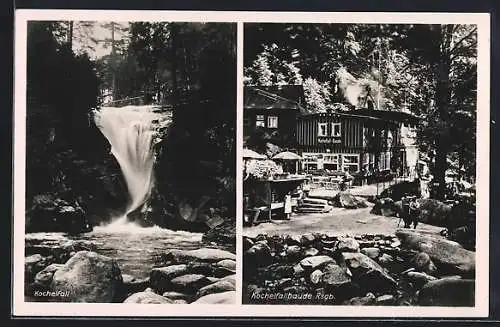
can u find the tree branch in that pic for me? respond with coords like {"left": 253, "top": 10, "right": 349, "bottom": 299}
{"left": 450, "top": 27, "right": 477, "bottom": 55}
{"left": 450, "top": 40, "right": 477, "bottom": 62}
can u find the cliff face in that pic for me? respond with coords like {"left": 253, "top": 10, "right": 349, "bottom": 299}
{"left": 146, "top": 100, "right": 236, "bottom": 235}
{"left": 26, "top": 113, "right": 130, "bottom": 233}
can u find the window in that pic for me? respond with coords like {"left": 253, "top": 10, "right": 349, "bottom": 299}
{"left": 342, "top": 154, "right": 360, "bottom": 173}
{"left": 324, "top": 154, "right": 339, "bottom": 163}
{"left": 324, "top": 163, "right": 339, "bottom": 171}
{"left": 343, "top": 155, "right": 359, "bottom": 164}
{"left": 256, "top": 115, "right": 265, "bottom": 127}
{"left": 303, "top": 154, "right": 318, "bottom": 162}
{"left": 267, "top": 116, "right": 278, "bottom": 128}
{"left": 318, "top": 123, "right": 328, "bottom": 136}
{"left": 332, "top": 123, "right": 341, "bottom": 137}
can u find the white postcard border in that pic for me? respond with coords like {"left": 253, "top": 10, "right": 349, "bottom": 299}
{"left": 13, "top": 9, "right": 490, "bottom": 317}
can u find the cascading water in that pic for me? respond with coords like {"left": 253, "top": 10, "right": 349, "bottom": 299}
{"left": 93, "top": 105, "right": 166, "bottom": 225}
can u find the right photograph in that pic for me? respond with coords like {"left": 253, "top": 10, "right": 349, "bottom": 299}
{"left": 242, "top": 23, "right": 477, "bottom": 306}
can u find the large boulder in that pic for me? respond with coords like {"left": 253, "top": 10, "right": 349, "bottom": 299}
{"left": 150, "top": 265, "right": 189, "bottom": 293}
{"left": 214, "top": 259, "right": 236, "bottom": 277}
{"left": 322, "top": 263, "right": 352, "bottom": 290}
{"left": 123, "top": 291, "right": 174, "bottom": 304}
{"left": 411, "top": 252, "right": 437, "bottom": 275}
{"left": 50, "top": 251, "right": 122, "bottom": 302}
{"left": 340, "top": 252, "right": 397, "bottom": 293}
{"left": 414, "top": 199, "right": 453, "bottom": 228}
{"left": 378, "top": 180, "right": 421, "bottom": 201}
{"left": 121, "top": 277, "right": 150, "bottom": 296}
{"left": 170, "top": 274, "right": 211, "bottom": 294}
{"left": 335, "top": 237, "right": 360, "bottom": 253}
{"left": 196, "top": 280, "right": 236, "bottom": 298}
{"left": 285, "top": 245, "right": 303, "bottom": 260}
{"left": 370, "top": 198, "right": 400, "bottom": 217}
{"left": 192, "top": 291, "right": 236, "bottom": 304}
{"left": 405, "top": 271, "right": 438, "bottom": 289}
{"left": 258, "top": 263, "right": 295, "bottom": 280}
{"left": 25, "top": 236, "right": 97, "bottom": 263}
{"left": 26, "top": 194, "right": 92, "bottom": 234}
{"left": 25, "top": 254, "right": 48, "bottom": 282}
{"left": 202, "top": 219, "right": 236, "bottom": 245}
{"left": 243, "top": 237, "right": 255, "bottom": 251}
{"left": 360, "top": 247, "right": 380, "bottom": 260}
{"left": 246, "top": 243, "right": 273, "bottom": 268}
{"left": 33, "top": 263, "right": 65, "bottom": 289}
{"left": 221, "top": 274, "right": 236, "bottom": 285}
{"left": 334, "top": 192, "right": 368, "bottom": 209}
{"left": 396, "top": 229, "right": 475, "bottom": 277}
{"left": 162, "top": 291, "right": 192, "bottom": 302}
{"left": 418, "top": 278, "right": 475, "bottom": 306}
{"left": 343, "top": 293, "right": 376, "bottom": 305}
{"left": 163, "top": 248, "right": 236, "bottom": 263}
{"left": 299, "top": 255, "right": 335, "bottom": 271}
{"left": 216, "top": 259, "right": 236, "bottom": 271}
{"left": 187, "top": 262, "right": 215, "bottom": 276}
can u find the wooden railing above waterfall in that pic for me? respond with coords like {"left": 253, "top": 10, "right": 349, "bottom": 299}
{"left": 102, "top": 96, "right": 149, "bottom": 107}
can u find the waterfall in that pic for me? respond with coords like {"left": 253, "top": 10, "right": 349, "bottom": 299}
{"left": 93, "top": 105, "right": 165, "bottom": 222}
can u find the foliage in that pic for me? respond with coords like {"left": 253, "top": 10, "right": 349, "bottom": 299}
{"left": 245, "top": 160, "right": 283, "bottom": 180}
{"left": 139, "top": 23, "right": 237, "bottom": 220}
{"left": 393, "top": 24, "right": 477, "bottom": 197}
{"left": 26, "top": 22, "right": 102, "bottom": 195}
{"left": 25, "top": 21, "right": 128, "bottom": 229}
{"left": 244, "top": 23, "right": 477, "bottom": 198}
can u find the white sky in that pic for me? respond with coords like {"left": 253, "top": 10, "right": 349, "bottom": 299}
{"left": 72, "top": 21, "right": 130, "bottom": 59}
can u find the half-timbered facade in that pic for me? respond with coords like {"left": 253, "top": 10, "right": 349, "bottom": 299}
{"left": 297, "top": 109, "right": 420, "bottom": 175}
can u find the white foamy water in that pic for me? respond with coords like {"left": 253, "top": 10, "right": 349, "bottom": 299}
{"left": 26, "top": 227, "right": 204, "bottom": 279}
{"left": 93, "top": 105, "right": 169, "bottom": 218}
{"left": 86, "top": 226, "right": 203, "bottom": 278}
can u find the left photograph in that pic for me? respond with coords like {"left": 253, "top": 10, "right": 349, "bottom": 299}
{"left": 22, "top": 21, "right": 236, "bottom": 304}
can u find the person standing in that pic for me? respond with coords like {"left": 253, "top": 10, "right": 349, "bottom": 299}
{"left": 302, "top": 180, "right": 310, "bottom": 198}
{"left": 408, "top": 196, "right": 421, "bottom": 229}
{"left": 284, "top": 192, "right": 292, "bottom": 220}
{"left": 400, "top": 193, "right": 411, "bottom": 228}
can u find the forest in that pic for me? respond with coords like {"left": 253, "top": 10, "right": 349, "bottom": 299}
{"left": 244, "top": 23, "right": 477, "bottom": 200}
{"left": 26, "top": 21, "right": 236, "bottom": 235}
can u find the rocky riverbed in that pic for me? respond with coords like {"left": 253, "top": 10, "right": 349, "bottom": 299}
{"left": 243, "top": 229, "right": 475, "bottom": 306}
{"left": 25, "top": 233, "right": 236, "bottom": 304}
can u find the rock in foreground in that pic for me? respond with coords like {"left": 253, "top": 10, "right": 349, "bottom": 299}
{"left": 50, "top": 251, "right": 122, "bottom": 302}
{"left": 418, "top": 278, "right": 475, "bottom": 306}
{"left": 192, "top": 291, "right": 236, "bottom": 304}
{"left": 124, "top": 291, "right": 174, "bottom": 304}
{"left": 396, "top": 229, "right": 475, "bottom": 277}
{"left": 163, "top": 248, "right": 236, "bottom": 263}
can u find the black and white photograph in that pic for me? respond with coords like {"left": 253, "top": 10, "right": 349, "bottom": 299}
{"left": 13, "top": 10, "right": 490, "bottom": 318}
{"left": 19, "top": 19, "right": 236, "bottom": 304}
{"left": 242, "top": 22, "right": 483, "bottom": 308}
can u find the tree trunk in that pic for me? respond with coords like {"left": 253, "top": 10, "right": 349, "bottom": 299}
{"left": 170, "top": 24, "right": 179, "bottom": 118}
{"left": 67, "top": 21, "right": 73, "bottom": 51}
{"left": 432, "top": 25, "right": 454, "bottom": 200}
{"left": 434, "top": 138, "right": 447, "bottom": 199}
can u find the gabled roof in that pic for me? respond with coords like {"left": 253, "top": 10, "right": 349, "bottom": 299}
{"left": 244, "top": 85, "right": 305, "bottom": 110}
